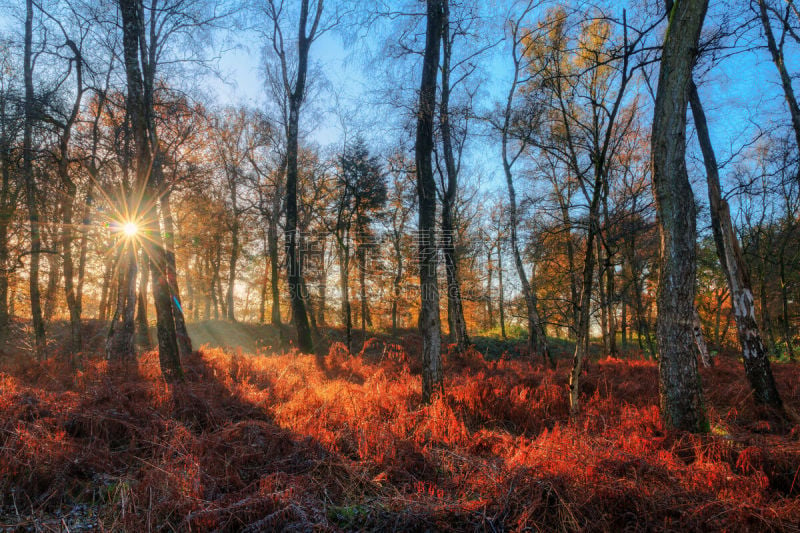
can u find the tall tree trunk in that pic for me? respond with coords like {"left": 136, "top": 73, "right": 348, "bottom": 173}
{"left": 0, "top": 87, "right": 15, "bottom": 336}
{"left": 76, "top": 186, "right": 93, "bottom": 316}
{"left": 780, "top": 255, "right": 794, "bottom": 358}
{"left": 553, "top": 181, "right": 579, "bottom": 337}
{"left": 501, "top": 61, "right": 550, "bottom": 364}
{"left": 597, "top": 235, "right": 609, "bottom": 352}
{"left": 57, "top": 38, "right": 84, "bottom": 354}
{"left": 226, "top": 216, "right": 239, "bottom": 321}
{"left": 358, "top": 243, "right": 370, "bottom": 332}
{"left": 439, "top": 0, "right": 469, "bottom": 351}
{"left": 391, "top": 234, "right": 403, "bottom": 335}
{"left": 713, "top": 289, "right": 726, "bottom": 349}
{"left": 651, "top": 0, "right": 709, "bottom": 432}
{"left": 317, "top": 237, "right": 327, "bottom": 327}
{"left": 603, "top": 194, "right": 617, "bottom": 355}
{"left": 23, "top": 0, "right": 46, "bottom": 358}
{"left": 416, "top": 0, "right": 444, "bottom": 403}
{"left": 689, "top": 81, "right": 782, "bottom": 407}
{"left": 621, "top": 298, "right": 627, "bottom": 346}
{"left": 282, "top": 0, "right": 315, "bottom": 354}
{"left": 43, "top": 241, "right": 61, "bottom": 323}
{"left": 106, "top": 245, "right": 137, "bottom": 361}
{"left": 568, "top": 174, "right": 603, "bottom": 414}
{"left": 268, "top": 211, "right": 281, "bottom": 325}
{"left": 0, "top": 209, "right": 9, "bottom": 334}
{"left": 338, "top": 241, "right": 352, "bottom": 352}
{"left": 98, "top": 250, "right": 115, "bottom": 323}
{"left": 497, "top": 242, "right": 506, "bottom": 339}
{"left": 486, "top": 248, "right": 494, "bottom": 329}
{"left": 116, "top": 0, "right": 182, "bottom": 381}
{"left": 135, "top": 253, "right": 152, "bottom": 348}
{"left": 161, "top": 188, "right": 192, "bottom": 358}
{"left": 693, "top": 306, "right": 711, "bottom": 367}
{"left": 259, "top": 232, "right": 268, "bottom": 324}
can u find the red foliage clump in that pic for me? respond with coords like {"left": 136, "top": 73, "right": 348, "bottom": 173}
{"left": 0, "top": 343, "right": 799, "bottom": 531}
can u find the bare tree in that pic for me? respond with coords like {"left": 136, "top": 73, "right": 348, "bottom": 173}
{"left": 23, "top": 0, "right": 46, "bottom": 359}
{"left": 495, "top": 0, "right": 550, "bottom": 364}
{"left": 263, "top": 0, "right": 327, "bottom": 353}
{"left": 417, "top": 0, "right": 444, "bottom": 403}
{"left": 689, "top": 81, "right": 784, "bottom": 408}
{"left": 652, "top": 0, "right": 709, "bottom": 432}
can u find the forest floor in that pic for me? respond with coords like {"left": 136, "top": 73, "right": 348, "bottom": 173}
{"left": 0, "top": 320, "right": 799, "bottom": 531}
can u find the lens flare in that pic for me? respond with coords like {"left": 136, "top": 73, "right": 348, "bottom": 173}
{"left": 123, "top": 222, "right": 139, "bottom": 237}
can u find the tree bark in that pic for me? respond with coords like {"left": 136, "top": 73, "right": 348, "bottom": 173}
{"left": 568, "top": 174, "right": 603, "bottom": 414}
{"left": 500, "top": 36, "right": 550, "bottom": 364}
{"left": 268, "top": 207, "right": 281, "bottom": 325}
{"left": 115, "top": 0, "right": 182, "bottom": 381}
{"left": 280, "top": 0, "right": 317, "bottom": 354}
{"left": 161, "top": 187, "right": 192, "bottom": 358}
{"left": 226, "top": 197, "right": 239, "bottom": 321}
{"left": 651, "top": 0, "right": 709, "bottom": 432}
{"left": 135, "top": 253, "right": 152, "bottom": 348}
{"left": 416, "top": 0, "right": 445, "bottom": 403}
{"left": 497, "top": 242, "right": 506, "bottom": 339}
{"left": 689, "top": 80, "right": 782, "bottom": 407}
{"left": 106, "top": 245, "right": 137, "bottom": 361}
{"left": 23, "top": 0, "right": 46, "bottom": 359}
{"left": 338, "top": 240, "right": 352, "bottom": 352}
{"left": 439, "top": 0, "right": 469, "bottom": 351}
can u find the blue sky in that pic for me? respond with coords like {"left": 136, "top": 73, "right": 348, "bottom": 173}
{"left": 202, "top": 2, "right": 800, "bottom": 206}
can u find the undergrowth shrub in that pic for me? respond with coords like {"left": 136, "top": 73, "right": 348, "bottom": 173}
{"left": 0, "top": 341, "right": 798, "bottom": 531}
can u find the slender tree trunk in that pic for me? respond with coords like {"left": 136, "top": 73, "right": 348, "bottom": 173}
{"left": 0, "top": 91, "right": 14, "bottom": 335}
{"left": 757, "top": 0, "right": 800, "bottom": 155}
{"left": 187, "top": 256, "right": 196, "bottom": 321}
{"left": 76, "top": 185, "right": 93, "bottom": 314}
{"left": 61, "top": 169, "right": 81, "bottom": 353}
{"left": 392, "top": 236, "right": 403, "bottom": 335}
{"left": 338, "top": 241, "right": 352, "bottom": 352}
{"left": 439, "top": 1, "right": 469, "bottom": 351}
{"left": 778, "top": 239, "right": 795, "bottom": 358}
{"left": 317, "top": 237, "right": 327, "bottom": 327}
{"left": 502, "top": 93, "right": 549, "bottom": 363}
{"left": 135, "top": 253, "right": 152, "bottom": 348}
{"left": 161, "top": 188, "right": 192, "bottom": 358}
{"left": 43, "top": 238, "right": 60, "bottom": 323}
{"left": 689, "top": 80, "right": 782, "bottom": 406}
{"left": 714, "top": 290, "right": 726, "bottom": 350}
{"left": 486, "top": 248, "right": 494, "bottom": 329}
{"left": 597, "top": 236, "right": 609, "bottom": 352}
{"left": 282, "top": 1, "right": 315, "bottom": 354}
{"left": 568, "top": 174, "right": 603, "bottom": 414}
{"left": 106, "top": 245, "right": 137, "bottom": 360}
{"left": 98, "top": 250, "right": 115, "bottom": 323}
{"left": 416, "top": 0, "right": 444, "bottom": 402}
{"left": 259, "top": 232, "right": 268, "bottom": 324}
{"left": 226, "top": 217, "right": 239, "bottom": 321}
{"left": 498, "top": 242, "right": 506, "bottom": 339}
{"left": 621, "top": 298, "right": 627, "bottom": 346}
{"left": 116, "top": 0, "right": 182, "bottom": 381}
{"left": 603, "top": 194, "right": 617, "bottom": 355}
{"left": 358, "top": 243, "right": 368, "bottom": 332}
{"left": 693, "top": 307, "right": 711, "bottom": 367}
{"left": 268, "top": 209, "right": 281, "bottom": 325}
{"left": 0, "top": 212, "right": 8, "bottom": 333}
{"left": 651, "top": 0, "right": 709, "bottom": 432}
{"left": 23, "top": 0, "right": 45, "bottom": 358}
